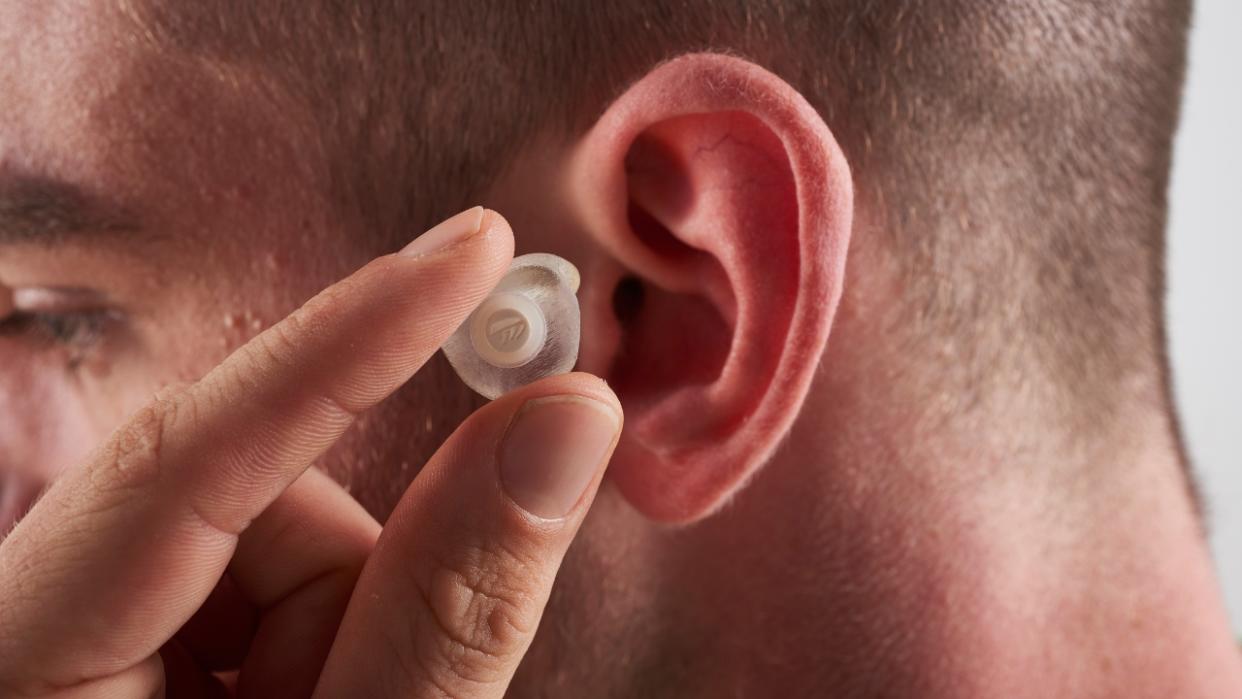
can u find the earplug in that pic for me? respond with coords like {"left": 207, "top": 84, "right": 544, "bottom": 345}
{"left": 442, "top": 253, "right": 581, "bottom": 399}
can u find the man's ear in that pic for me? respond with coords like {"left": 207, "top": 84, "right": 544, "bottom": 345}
{"left": 567, "top": 53, "right": 853, "bottom": 523}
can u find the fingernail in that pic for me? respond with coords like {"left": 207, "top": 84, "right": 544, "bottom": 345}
{"left": 500, "top": 395, "right": 621, "bottom": 519}
{"left": 398, "top": 206, "right": 485, "bottom": 257}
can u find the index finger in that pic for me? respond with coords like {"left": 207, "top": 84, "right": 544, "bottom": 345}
{"left": 0, "top": 207, "right": 513, "bottom": 692}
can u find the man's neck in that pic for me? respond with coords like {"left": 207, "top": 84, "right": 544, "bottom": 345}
{"left": 661, "top": 395, "right": 1242, "bottom": 697}
{"left": 521, "top": 344, "right": 1241, "bottom": 698}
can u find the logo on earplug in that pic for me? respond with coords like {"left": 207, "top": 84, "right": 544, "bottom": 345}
{"left": 486, "top": 309, "right": 529, "bottom": 353}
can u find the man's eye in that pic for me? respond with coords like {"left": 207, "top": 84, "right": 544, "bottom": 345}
{"left": 0, "top": 309, "right": 116, "bottom": 355}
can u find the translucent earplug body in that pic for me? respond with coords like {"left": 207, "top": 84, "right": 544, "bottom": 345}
{"left": 442, "top": 253, "right": 581, "bottom": 399}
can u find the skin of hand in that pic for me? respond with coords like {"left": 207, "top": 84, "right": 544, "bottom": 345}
{"left": 0, "top": 207, "right": 623, "bottom": 698}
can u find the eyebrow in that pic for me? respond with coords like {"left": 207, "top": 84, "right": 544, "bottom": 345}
{"left": 0, "top": 173, "right": 143, "bottom": 246}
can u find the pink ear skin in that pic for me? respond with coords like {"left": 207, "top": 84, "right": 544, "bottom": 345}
{"left": 567, "top": 54, "right": 854, "bottom": 522}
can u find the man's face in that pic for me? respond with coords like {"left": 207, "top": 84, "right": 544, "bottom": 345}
{"left": 0, "top": 3, "right": 477, "bottom": 525}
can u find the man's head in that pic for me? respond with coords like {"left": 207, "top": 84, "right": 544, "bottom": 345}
{"left": 1, "top": 0, "right": 1191, "bottom": 507}
{"left": 0, "top": 1, "right": 1199, "bottom": 694}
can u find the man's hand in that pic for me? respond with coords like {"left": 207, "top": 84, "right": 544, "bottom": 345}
{"left": 0, "top": 208, "right": 623, "bottom": 698}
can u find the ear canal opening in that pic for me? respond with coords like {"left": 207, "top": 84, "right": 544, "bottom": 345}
{"left": 612, "top": 275, "right": 645, "bottom": 324}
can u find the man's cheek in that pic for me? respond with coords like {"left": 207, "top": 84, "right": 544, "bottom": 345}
{"left": 69, "top": 302, "right": 254, "bottom": 442}
{"left": 0, "top": 352, "right": 98, "bottom": 480}
{"left": 0, "top": 343, "right": 182, "bottom": 482}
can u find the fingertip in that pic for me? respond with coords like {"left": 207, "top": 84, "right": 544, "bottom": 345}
{"left": 478, "top": 207, "right": 507, "bottom": 234}
{"left": 448, "top": 207, "right": 515, "bottom": 296}
{"left": 498, "top": 372, "right": 623, "bottom": 422}
{"left": 477, "top": 207, "right": 516, "bottom": 260}
{"left": 498, "top": 391, "right": 621, "bottom": 520}
{"left": 398, "top": 207, "right": 513, "bottom": 278}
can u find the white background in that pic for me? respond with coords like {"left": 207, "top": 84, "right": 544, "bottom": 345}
{"left": 1168, "top": 0, "right": 1241, "bottom": 633}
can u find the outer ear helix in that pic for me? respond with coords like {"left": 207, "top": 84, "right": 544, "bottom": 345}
{"left": 562, "top": 53, "right": 854, "bottom": 522}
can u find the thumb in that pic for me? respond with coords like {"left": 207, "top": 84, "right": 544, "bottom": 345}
{"left": 313, "top": 373, "right": 622, "bottom": 698}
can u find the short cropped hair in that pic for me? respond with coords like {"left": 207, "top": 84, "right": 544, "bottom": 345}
{"left": 121, "top": 1, "right": 1192, "bottom": 426}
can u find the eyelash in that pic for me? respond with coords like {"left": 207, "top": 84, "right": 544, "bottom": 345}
{"left": 0, "top": 309, "right": 115, "bottom": 364}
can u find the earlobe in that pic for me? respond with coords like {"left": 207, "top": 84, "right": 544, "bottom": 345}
{"left": 567, "top": 53, "right": 853, "bottom": 522}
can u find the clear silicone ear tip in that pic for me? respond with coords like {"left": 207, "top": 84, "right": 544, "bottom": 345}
{"left": 511, "top": 252, "right": 580, "bottom": 293}
{"left": 442, "top": 253, "right": 581, "bottom": 399}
